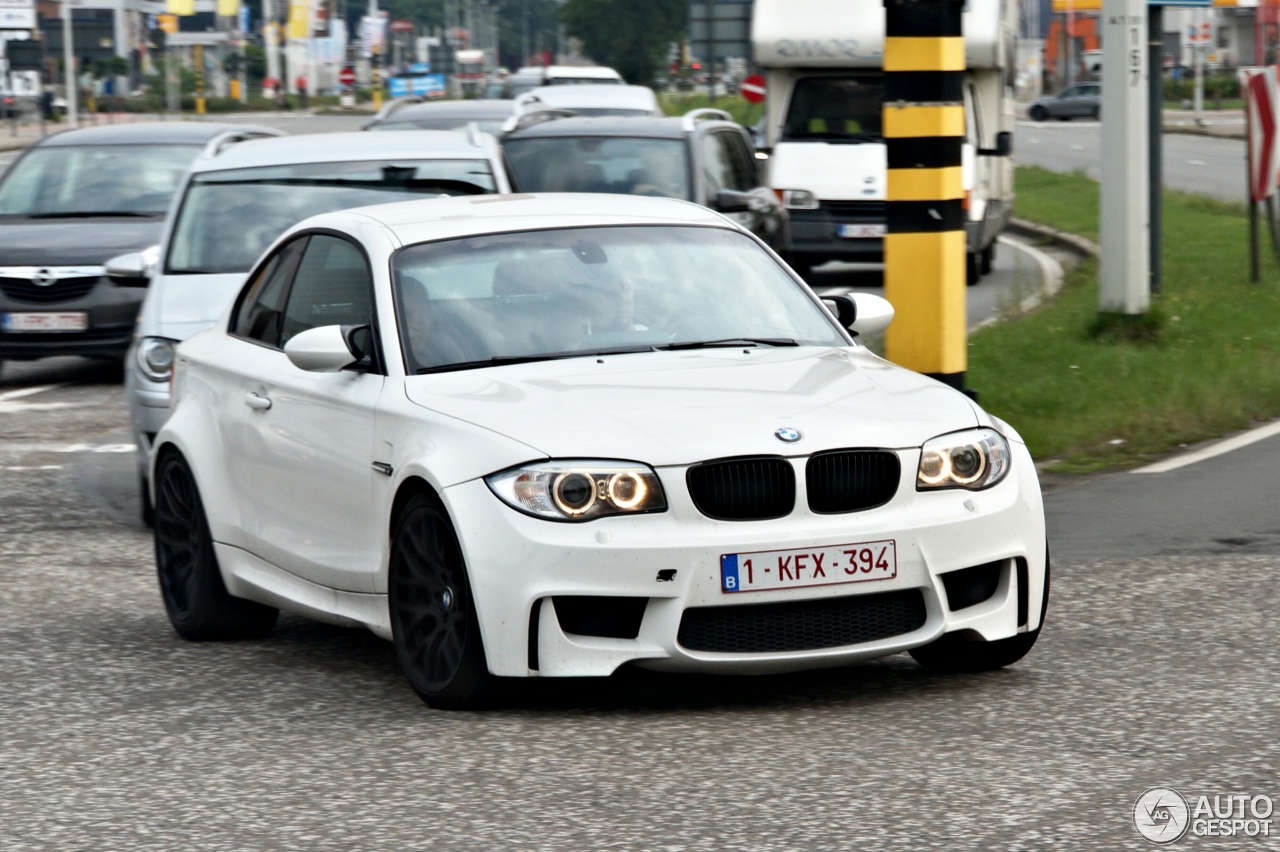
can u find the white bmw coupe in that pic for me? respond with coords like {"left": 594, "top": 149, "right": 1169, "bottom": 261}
{"left": 151, "top": 193, "right": 1049, "bottom": 708}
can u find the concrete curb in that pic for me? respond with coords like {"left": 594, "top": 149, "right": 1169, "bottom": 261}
{"left": 0, "top": 138, "right": 33, "bottom": 153}
{"left": 970, "top": 234, "right": 1066, "bottom": 333}
{"left": 1006, "top": 216, "right": 1100, "bottom": 259}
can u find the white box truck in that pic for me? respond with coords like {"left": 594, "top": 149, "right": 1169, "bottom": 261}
{"left": 752, "top": 0, "right": 1015, "bottom": 283}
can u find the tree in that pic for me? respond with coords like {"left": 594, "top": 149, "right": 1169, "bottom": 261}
{"left": 559, "top": 0, "right": 685, "bottom": 85}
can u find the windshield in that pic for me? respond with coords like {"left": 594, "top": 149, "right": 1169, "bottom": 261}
{"left": 505, "top": 137, "right": 690, "bottom": 199}
{"left": 783, "top": 76, "right": 883, "bottom": 142}
{"left": 370, "top": 118, "right": 507, "bottom": 134}
{"left": 394, "top": 225, "right": 846, "bottom": 373}
{"left": 0, "top": 144, "right": 199, "bottom": 217}
{"left": 166, "top": 159, "right": 497, "bottom": 274}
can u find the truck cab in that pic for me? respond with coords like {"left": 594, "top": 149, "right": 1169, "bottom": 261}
{"left": 752, "top": 0, "right": 1016, "bottom": 284}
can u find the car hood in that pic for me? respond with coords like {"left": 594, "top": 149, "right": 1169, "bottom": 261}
{"left": 155, "top": 272, "right": 249, "bottom": 340}
{"left": 403, "top": 347, "right": 978, "bottom": 467}
{"left": 767, "top": 141, "right": 885, "bottom": 201}
{"left": 0, "top": 219, "right": 164, "bottom": 266}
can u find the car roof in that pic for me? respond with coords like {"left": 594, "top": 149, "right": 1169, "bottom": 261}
{"left": 306, "top": 192, "right": 731, "bottom": 246}
{"left": 187, "top": 130, "right": 499, "bottom": 173}
{"left": 35, "top": 121, "right": 276, "bottom": 147}
{"left": 504, "top": 115, "right": 694, "bottom": 140}
{"left": 377, "top": 99, "right": 515, "bottom": 122}
{"left": 516, "top": 85, "right": 658, "bottom": 113}
{"left": 545, "top": 65, "right": 622, "bottom": 79}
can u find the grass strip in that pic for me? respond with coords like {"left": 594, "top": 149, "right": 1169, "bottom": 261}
{"left": 659, "top": 93, "right": 763, "bottom": 126}
{"left": 970, "top": 166, "right": 1280, "bottom": 472}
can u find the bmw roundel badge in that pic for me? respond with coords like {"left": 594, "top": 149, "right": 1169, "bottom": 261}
{"left": 775, "top": 427, "right": 801, "bottom": 443}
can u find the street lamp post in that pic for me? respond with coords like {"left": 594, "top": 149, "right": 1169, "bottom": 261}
{"left": 62, "top": 0, "right": 77, "bottom": 127}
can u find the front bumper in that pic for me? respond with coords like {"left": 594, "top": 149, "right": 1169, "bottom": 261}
{"left": 0, "top": 275, "right": 142, "bottom": 360}
{"left": 440, "top": 443, "right": 1047, "bottom": 678}
{"left": 124, "top": 353, "right": 172, "bottom": 477}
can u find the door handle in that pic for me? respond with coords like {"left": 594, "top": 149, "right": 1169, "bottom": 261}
{"left": 244, "top": 391, "right": 272, "bottom": 411}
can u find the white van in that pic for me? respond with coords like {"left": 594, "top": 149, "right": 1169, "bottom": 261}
{"left": 752, "top": 0, "right": 1015, "bottom": 283}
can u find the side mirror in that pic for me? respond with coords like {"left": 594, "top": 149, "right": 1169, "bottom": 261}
{"left": 105, "top": 251, "right": 151, "bottom": 287}
{"left": 850, "top": 293, "right": 894, "bottom": 336}
{"left": 821, "top": 294, "right": 857, "bottom": 328}
{"left": 712, "top": 188, "right": 753, "bottom": 213}
{"left": 284, "top": 324, "right": 362, "bottom": 372}
{"left": 979, "top": 131, "right": 1012, "bottom": 157}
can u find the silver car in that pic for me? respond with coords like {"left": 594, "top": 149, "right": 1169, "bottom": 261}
{"left": 1028, "top": 83, "right": 1100, "bottom": 122}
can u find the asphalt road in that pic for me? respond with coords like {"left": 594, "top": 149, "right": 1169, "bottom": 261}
{"left": 2, "top": 359, "right": 1279, "bottom": 850}
{"left": 1015, "top": 120, "right": 1247, "bottom": 203}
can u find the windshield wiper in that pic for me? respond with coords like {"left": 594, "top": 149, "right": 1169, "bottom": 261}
{"left": 27, "top": 211, "right": 154, "bottom": 219}
{"left": 416, "top": 346, "right": 656, "bottom": 374}
{"left": 657, "top": 337, "right": 799, "bottom": 350}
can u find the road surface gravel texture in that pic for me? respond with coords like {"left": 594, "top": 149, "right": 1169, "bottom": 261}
{"left": 2, "top": 361, "right": 1278, "bottom": 850}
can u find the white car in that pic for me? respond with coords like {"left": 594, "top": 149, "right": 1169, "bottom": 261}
{"left": 151, "top": 193, "right": 1049, "bottom": 709}
{"left": 121, "top": 129, "right": 512, "bottom": 524}
{"left": 509, "top": 84, "right": 662, "bottom": 123}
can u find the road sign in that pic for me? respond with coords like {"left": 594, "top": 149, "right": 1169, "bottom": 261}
{"left": 741, "top": 73, "right": 766, "bottom": 103}
{"left": 1241, "top": 68, "right": 1278, "bottom": 203}
{"left": 158, "top": 14, "right": 178, "bottom": 34}
{"left": 338, "top": 65, "right": 355, "bottom": 87}
{"left": 0, "top": 0, "right": 35, "bottom": 29}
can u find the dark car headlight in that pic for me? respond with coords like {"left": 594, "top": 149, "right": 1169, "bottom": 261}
{"left": 486, "top": 460, "right": 667, "bottom": 521}
{"left": 916, "top": 428, "right": 1011, "bottom": 491}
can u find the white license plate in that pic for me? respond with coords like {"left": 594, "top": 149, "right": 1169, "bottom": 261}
{"left": 1, "top": 312, "right": 88, "bottom": 332}
{"left": 837, "top": 223, "right": 886, "bottom": 239}
{"left": 720, "top": 539, "right": 897, "bottom": 593}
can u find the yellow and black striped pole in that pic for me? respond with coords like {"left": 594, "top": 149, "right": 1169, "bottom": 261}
{"left": 882, "top": 0, "right": 966, "bottom": 390}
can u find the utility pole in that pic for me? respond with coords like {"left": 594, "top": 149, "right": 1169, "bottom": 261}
{"left": 1098, "top": 0, "right": 1149, "bottom": 315}
{"left": 370, "top": 0, "right": 381, "bottom": 110}
{"left": 62, "top": 0, "right": 77, "bottom": 127}
{"left": 881, "top": 0, "right": 968, "bottom": 390}
{"left": 1193, "top": 8, "right": 1204, "bottom": 122}
{"left": 1148, "top": 4, "right": 1162, "bottom": 296}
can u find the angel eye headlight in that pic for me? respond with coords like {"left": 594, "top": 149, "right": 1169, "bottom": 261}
{"left": 487, "top": 461, "right": 666, "bottom": 521}
{"left": 916, "top": 428, "right": 1010, "bottom": 491}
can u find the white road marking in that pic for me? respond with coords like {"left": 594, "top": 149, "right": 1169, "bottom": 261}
{"left": 1188, "top": 159, "right": 1207, "bottom": 166}
{"left": 1070, "top": 144, "right": 1085, "bottom": 150}
{"left": 1133, "top": 419, "right": 1280, "bottom": 474}
{"left": 3, "top": 465, "right": 63, "bottom": 471}
{"left": 0, "top": 384, "right": 61, "bottom": 402}
{"left": 0, "top": 442, "right": 136, "bottom": 454}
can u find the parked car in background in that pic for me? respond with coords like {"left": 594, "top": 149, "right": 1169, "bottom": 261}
{"left": 364, "top": 98, "right": 515, "bottom": 134}
{"left": 149, "top": 192, "right": 1049, "bottom": 709}
{"left": 1028, "top": 84, "right": 1101, "bottom": 121}
{"left": 493, "top": 65, "right": 625, "bottom": 98}
{"left": 503, "top": 109, "right": 790, "bottom": 255}
{"left": 511, "top": 85, "right": 662, "bottom": 119}
{"left": 124, "top": 130, "right": 512, "bottom": 524}
{"left": 0, "top": 122, "right": 280, "bottom": 378}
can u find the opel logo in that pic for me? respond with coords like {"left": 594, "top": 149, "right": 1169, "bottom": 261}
{"left": 775, "top": 427, "right": 801, "bottom": 443}
{"left": 32, "top": 269, "right": 57, "bottom": 287}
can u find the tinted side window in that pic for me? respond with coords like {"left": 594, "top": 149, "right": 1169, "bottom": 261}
{"left": 700, "top": 132, "right": 735, "bottom": 195}
{"left": 720, "top": 132, "right": 756, "bottom": 191}
{"left": 280, "top": 235, "right": 373, "bottom": 348}
{"left": 232, "top": 237, "right": 308, "bottom": 348}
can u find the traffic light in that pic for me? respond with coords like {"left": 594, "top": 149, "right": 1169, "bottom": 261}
{"left": 148, "top": 28, "right": 166, "bottom": 51}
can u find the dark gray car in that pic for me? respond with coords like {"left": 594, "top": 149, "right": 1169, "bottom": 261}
{"left": 0, "top": 122, "right": 278, "bottom": 376}
{"left": 502, "top": 110, "right": 790, "bottom": 256}
{"left": 1028, "top": 84, "right": 1101, "bottom": 122}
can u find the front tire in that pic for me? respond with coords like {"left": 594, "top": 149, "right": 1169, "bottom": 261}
{"left": 389, "top": 493, "right": 496, "bottom": 710}
{"left": 910, "top": 556, "right": 1050, "bottom": 673}
{"left": 1029, "top": 105, "right": 1048, "bottom": 122}
{"left": 153, "top": 451, "right": 278, "bottom": 640}
{"left": 966, "top": 251, "right": 981, "bottom": 286}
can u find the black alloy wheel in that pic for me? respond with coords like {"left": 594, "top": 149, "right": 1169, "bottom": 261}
{"left": 389, "top": 493, "right": 496, "bottom": 709}
{"left": 909, "top": 550, "right": 1051, "bottom": 673}
{"left": 153, "top": 451, "right": 278, "bottom": 640}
